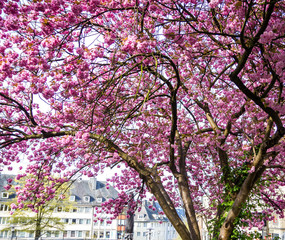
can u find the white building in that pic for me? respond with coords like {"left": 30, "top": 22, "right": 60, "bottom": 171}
{"left": 0, "top": 175, "right": 119, "bottom": 240}
{"left": 0, "top": 174, "right": 179, "bottom": 240}
{"left": 133, "top": 201, "right": 178, "bottom": 240}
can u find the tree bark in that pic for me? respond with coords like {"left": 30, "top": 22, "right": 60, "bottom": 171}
{"left": 144, "top": 174, "right": 193, "bottom": 240}
{"left": 34, "top": 213, "right": 41, "bottom": 240}
{"left": 218, "top": 163, "right": 267, "bottom": 239}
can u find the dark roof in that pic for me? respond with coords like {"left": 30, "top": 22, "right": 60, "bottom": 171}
{"left": 0, "top": 174, "right": 118, "bottom": 205}
{"left": 153, "top": 201, "right": 185, "bottom": 220}
{"left": 0, "top": 174, "right": 16, "bottom": 186}
{"left": 0, "top": 174, "right": 17, "bottom": 200}
{"left": 134, "top": 201, "right": 168, "bottom": 222}
{"left": 69, "top": 178, "right": 118, "bottom": 205}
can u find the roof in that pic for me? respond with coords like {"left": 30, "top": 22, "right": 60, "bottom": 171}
{"left": 0, "top": 174, "right": 118, "bottom": 205}
{"left": 0, "top": 174, "right": 16, "bottom": 201}
{"left": 69, "top": 178, "right": 118, "bottom": 205}
{"left": 134, "top": 201, "right": 168, "bottom": 222}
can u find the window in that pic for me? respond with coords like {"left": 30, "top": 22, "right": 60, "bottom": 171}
{"left": 54, "top": 231, "right": 59, "bottom": 237}
{"left": 69, "top": 195, "right": 75, "bottom": 201}
{"left": 99, "top": 231, "right": 104, "bottom": 238}
{"left": 46, "top": 231, "right": 51, "bottom": 237}
{"left": 0, "top": 204, "right": 8, "bottom": 211}
{"left": 137, "top": 222, "right": 141, "bottom": 227}
{"left": 72, "top": 207, "right": 77, "bottom": 212}
{"left": 272, "top": 233, "right": 279, "bottom": 239}
{"left": 143, "top": 232, "right": 146, "bottom": 236}
{"left": 137, "top": 232, "right": 141, "bottom": 236}
{"left": 18, "top": 231, "right": 25, "bottom": 238}
{"left": 86, "top": 219, "right": 91, "bottom": 224}
{"left": 72, "top": 219, "right": 76, "bottom": 224}
{"left": 83, "top": 196, "right": 90, "bottom": 202}
{"left": 1, "top": 192, "right": 8, "bottom": 198}
{"left": 78, "top": 207, "right": 84, "bottom": 212}
{"left": 78, "top": 231, "right": 82, "bottom": 237}
{"left": 85, "top": 231, "right": 90, "bottom": 238}
{"left": 138, "top": 214, "right": 146, "bottom": 219}
{"left": 0, "top": 230, "right": 8, "bottom": 238}
{"left": 106, "top": 231, "right": 110, "bottom": 238}
{"left": 1, "top": 217, "right": 7, "bottom": 224}
{"left": 63, "top": 231, "right": 67, "bottom": 238}
{"left": 71, "top": 231, "right": 75, "bottom": 237}
{"left": 64, "top": 218, "right": 69, "bottom": 224}
{"left": 118, "top": 219, "right": 125, "bottom": 226}
{"left": 85, "top": 207, "right": 91, "bottom": 213}
{"left": 57, "top": 207, "right": 62, "bottom": 212}
{"left": 29, "top": 231, "right": 34, "bottom": 237}
{"left": 117, "top": 232, "right": 123, "bottom": 239}
{"left": 93, "top": 231, "right": 98, "bottom": 238}
{"left": 79, "top": 219, "right": 83, "bottom": 224}
{"left": 96, "top": 197, "right": 102, "bottom": 203}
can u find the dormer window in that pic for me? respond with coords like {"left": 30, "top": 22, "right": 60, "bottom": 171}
{"left": 96, "top": 197, "right": 102, "bottom": 203}
{"left": 1, "top": 192, "right": 9, "bottom": 199}
{"left": 69, "top": 195, "right": 75, "bottom": 201}
{"left": 83, "top": 196, "right": 90, "bottom": 202}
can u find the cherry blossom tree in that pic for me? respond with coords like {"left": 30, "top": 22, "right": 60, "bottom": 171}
{"left": 0, "top": 0, "right": 284, "bottom": 239}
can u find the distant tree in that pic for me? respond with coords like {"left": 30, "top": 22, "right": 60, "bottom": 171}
{"left": 3, "top": 175, "right": 72, "bottom": 240}
{"left": 0, "top": 0, "right": 284, "bottom": 239}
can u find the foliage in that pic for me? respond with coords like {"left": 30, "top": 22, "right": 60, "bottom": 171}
{"left": 0, "top": 0, "right": 284, "bottom": 239}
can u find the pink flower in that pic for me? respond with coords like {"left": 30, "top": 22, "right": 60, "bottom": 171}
{"left": 10, "top": 203, "right": 17, "bottom": 209}
{"left": 7, "top": 178, "right": 13, "bottom": 184}
{"left": 121, "top": 35, "right": 137, "bottom": 53}
{"left": 4, "top": 15, "right": 19, "bottom": 30}
{"left": 76, "top": 47, "right": 84, "bottom": 55}
{"left": 82, "top": 133, "right": 90, "bottom": 140}
{"left": 248, "top": 166, "right": 255, "bottom": 173}
{"left": 4, "top": 185, "right": 11, "bottom": 190}
{"left": 71, "top": 4, "right": 82, "bottom": 15}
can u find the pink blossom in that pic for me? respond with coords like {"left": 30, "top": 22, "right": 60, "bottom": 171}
{"left": 4, "top": 185, "right": 11, "bottom": 190}
{"left": 82, "top": 133, "right": 89, "bottom": 140}
{"left": 248, "top": 166, "right": 255, "bottom": 173}
{"left": 10, "top": 203, "right": 17, "bottom": 209}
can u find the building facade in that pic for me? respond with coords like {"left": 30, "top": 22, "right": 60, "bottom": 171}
{"left": 0, "top": 174, "right": 119, "bottom": 240}
{"left": 133, "top": 201, "right": 177, "bottom": 240}
{"left": 0, "top": 174, "right": 179, "bottom": 240}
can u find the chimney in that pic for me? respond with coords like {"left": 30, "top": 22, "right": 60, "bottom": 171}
{"left": 90, "top": 177, "right": 97, "bottom": 190}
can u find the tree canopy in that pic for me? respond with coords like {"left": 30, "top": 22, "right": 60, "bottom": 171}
{"left": 0, "top": 0, "right": 284, "bottom": 239}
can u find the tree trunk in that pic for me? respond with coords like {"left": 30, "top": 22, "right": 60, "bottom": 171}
{"left": 218, "top": 166, "right": 266, "bottom": 240}
{"left": 144, "top": 174, "right": 193, "bottom": 240}
{"left": 35, "top": 229, "right": 41, "bottom": 240}
{"left": 34, "top": 216, "right": 41, "bottom": 240}
{"left": 125, "top": 193, "right": 134, "bottom": 240}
